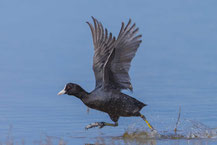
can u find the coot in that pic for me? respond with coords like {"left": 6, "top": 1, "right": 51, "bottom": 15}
{"left": 58, "top": 17, "right": 155, "bottom": 131}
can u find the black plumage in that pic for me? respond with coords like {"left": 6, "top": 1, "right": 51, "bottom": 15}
{"left": 58, "top": 17, "right": 155, "bottom": 130}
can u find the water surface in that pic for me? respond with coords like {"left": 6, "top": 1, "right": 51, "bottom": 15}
{"left": 0, "top": 0, "right": 217, "bottom": 144}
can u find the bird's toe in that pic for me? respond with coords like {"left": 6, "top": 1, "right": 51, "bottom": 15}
{"left": 85, "top": 122, "right": 105, "bottom": 130}
{"left": 85, "top": 122, "right": 97, "bottom": 130}
{"left": 98, "top": 122, "right": 105, "bottom": 128}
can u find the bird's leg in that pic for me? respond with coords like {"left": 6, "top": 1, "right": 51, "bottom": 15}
{"left": 140, "top": 114, "right": 156, "bottom": 132}
{"left": 85, "top": 122, "right": 118, "bottom": 130}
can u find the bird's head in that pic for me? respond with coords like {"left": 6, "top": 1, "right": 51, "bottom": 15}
{"left": 57, "top": 83, "right": 83, "bottom": 96}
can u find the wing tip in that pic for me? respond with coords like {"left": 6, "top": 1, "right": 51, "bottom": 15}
{"left": 129, "top": 18, "right": 132, "bottom": 23}
{"left": 91, "top": 16, "right": 95, "bottom": 20}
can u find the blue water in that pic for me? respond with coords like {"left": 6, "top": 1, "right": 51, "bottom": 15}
{"left": 0, "top": 0, "right": 217, "bottom": 144}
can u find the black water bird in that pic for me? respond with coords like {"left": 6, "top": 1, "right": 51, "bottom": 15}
{"left": 58, "top": 17, "right": 155, "bottom": 131}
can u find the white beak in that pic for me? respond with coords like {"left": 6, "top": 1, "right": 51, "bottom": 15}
{"left": 58, "top": 85, "right": 67, "bottom": 95}
{"left": 57, "top": 88, "right": 66, "bottom": 95}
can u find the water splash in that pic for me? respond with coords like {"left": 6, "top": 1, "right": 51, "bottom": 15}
{"left": 122, "top": 119, "right": 217, "bottom": 140}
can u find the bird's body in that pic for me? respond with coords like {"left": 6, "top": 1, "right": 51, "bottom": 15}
{"left": 58, "top": 17, "right": 155, "bottom": 131}
{"left": 82, "top": 87, "right": 146, "bottom": 119}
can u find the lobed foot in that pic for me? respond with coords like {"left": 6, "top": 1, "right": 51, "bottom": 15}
{"left": 85, "top": 122, "right": 105, "bottom": 130}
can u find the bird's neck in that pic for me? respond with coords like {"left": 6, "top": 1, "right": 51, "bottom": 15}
{"left": 74, "top": 88, "right": 89, "bottom": 100}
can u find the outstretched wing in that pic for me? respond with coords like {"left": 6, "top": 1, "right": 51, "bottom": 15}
{"left": 87, "top": 17, "right": 142, "bottom": 91}
{"left": 104, "top": 19, "right": 142, "bottom": 91}
{"left": 87, "top": 17, "right": 116, "bottom": 88}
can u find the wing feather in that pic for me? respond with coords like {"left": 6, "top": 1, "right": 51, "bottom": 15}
{"left": 87, "top": 17, "right": 116, "bottom": 88}
{"left": 87, "top": 17, "right": 142, "bottom": 91}
{"left": 110, "top": 19, "right": 142, "bottom": 91}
